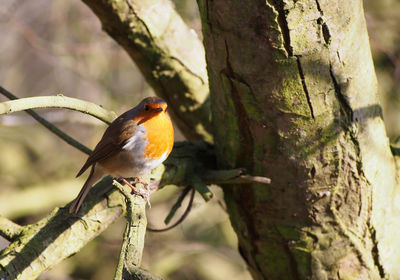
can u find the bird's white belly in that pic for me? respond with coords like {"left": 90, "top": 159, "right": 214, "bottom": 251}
{"left": 98, "top": 126, "right": 168, "bottom": 178}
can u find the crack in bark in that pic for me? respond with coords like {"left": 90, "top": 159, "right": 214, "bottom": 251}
{"left": 368, "top": 220, "right": 385, "bottom": 277}
{"left": 329, "top": 64, "right": 353, "bottom": 123}
{"left": 321, "top": 22, "right": 331, "bottom": 45}
{"left": 315, "top": 0, "right": 323, "bottom": 13}
{"left": 296, "top": 56, "right": 315, "bottom": 119}
{"left": 222, "top": 39, "right": 267, "bottom": 277}
{"left": 315, "top": 0, "right": 331, "bottom": 45}
{"left": 366, "top": 164, "right": 385, "bottom": 278}
{"left": 268, "top": 0, "right": 293, "bottom": 56}
{"left": 223, "top": 39, "right": 254, "bottom": 167}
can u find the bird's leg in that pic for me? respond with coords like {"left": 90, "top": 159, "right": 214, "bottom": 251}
{"left": 121, "top": 177, "right": 140, "bottom": 193}
{"left": 121, "top": 177, "right": 151, "bottom": 207}
{"left": 135, "top": 177, "right": 151, "bottom": 208}
{"left": 134, "top": 177, "right": 148, "bottom": 186}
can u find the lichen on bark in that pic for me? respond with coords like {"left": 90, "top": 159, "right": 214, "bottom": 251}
{"left": 197, "top": 0, "right": 399, "bottom": 278}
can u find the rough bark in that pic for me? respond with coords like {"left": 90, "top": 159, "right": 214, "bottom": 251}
{"left": 197, "top": 0, "right": 400, "bottom": 278}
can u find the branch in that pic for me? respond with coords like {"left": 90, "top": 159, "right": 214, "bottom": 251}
{"left": 0, "top": 93, "right": 116, "bottom": 123}
{"left": 113, "top": 181, "right": 163, "bottom": 280}
{"left": 0, "top": 141, "right": 270, "bottom": 279}
{"left": 164, "top": 186, "right": 193, "bottom": 225}
{"left": 0, "top": 217, "right": 22, "bottom": 241}
{"left": 203, "top": 168, "right": 272, "bottom": 185}
{"left": 0, "top": 177, "right": 124, "bottom": 280}
{"left": 81, "top": 0, "right": 212, "bottom": 141}
{"left": 0, "top": 87, "right": 102, "bottom": 154}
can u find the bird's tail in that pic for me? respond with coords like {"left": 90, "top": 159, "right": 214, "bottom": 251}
{"left": 69, "top": 165, "right": 104, "bottom": 214}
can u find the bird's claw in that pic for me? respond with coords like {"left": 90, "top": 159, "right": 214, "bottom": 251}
{"left": 121, "top": 177, "right": 151, "bottom": 207}
{"left": 138, "top": 187, "right": 151, "bottom": 208}
{"left": 134, "top": 177, "right": 148, "bottom": 186}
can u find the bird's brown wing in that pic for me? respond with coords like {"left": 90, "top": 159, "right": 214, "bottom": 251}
{"left": 76, "top": 112, "right": 138, "bottom": 177}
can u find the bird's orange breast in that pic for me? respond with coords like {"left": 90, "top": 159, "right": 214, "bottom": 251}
{"left": 141, "top": 112, "right": 174, "bottom": 160}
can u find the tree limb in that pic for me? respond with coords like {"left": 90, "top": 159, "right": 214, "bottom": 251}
{"left": 0, "top": 87, "right": 97, "bottom": 155}
{"left": 0, "top": 141, "right": 270, "bottom": 279}
{"left": 0, "top": 177, "right": 124, "bottom": 280}
{"left": 0, "top": 91, "right": 269, "bottom": 278}
{"left": 81, "top": 0, "right": 212, "bottom": 141}
{"left": 113, "top": 181, "right": 164, "bottom": 280}
{"left": 0, "top": 217, "right": 22, "bottom": 241}
{"left": 0, "top": 94, "right": 116, "bottom": 123}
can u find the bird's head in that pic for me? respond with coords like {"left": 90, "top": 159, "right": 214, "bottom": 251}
{"left": 133, "top": 96, "right": 168, "bottom": 125}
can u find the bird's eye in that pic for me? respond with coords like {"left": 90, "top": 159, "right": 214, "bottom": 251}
{"left": 144, "top": 105, "right": 150, "bottom": 111}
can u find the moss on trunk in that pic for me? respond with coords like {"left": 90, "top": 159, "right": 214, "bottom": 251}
{"left": 198, "top": 0, "right": 400, "bottom": 278}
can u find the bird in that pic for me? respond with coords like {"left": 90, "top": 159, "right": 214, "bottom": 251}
{"left": 69, "top": 96, "right": 174, "bottom": 214}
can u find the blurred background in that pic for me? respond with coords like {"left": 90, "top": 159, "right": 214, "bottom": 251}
{"left": 0, "top": 0, "right": 399, "bottom": 279}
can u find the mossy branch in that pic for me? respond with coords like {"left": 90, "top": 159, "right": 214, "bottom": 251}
{"left": 113, "top": 181, "right": 163, "bottom": 280}
{"left": 0, "top": 177, "right": 124, "bottom": 280}
{"left": 81, "top": 0, "right": 212, "bottom": 141}
{"left": 0, "top": 217, "right": 23, "bottom": 241}
{"left": 0, "top": 141, "right": 270, "bottom": 279}
{"left": 0, "top": 91, "right": 269, "bottom": 278}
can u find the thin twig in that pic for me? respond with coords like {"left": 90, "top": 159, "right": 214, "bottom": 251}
{"left": 0, "top": 87, "right": 93, "bottom": 155}
{"left": 164, "top": 186, "right": 192, "bottom": 225}
{"left": 189, "top": 175, "right": 213, "bottom": 201}
{"left": 215, "top": 174, "right": 271, "bottom": 185}
{"left": 202, "top": 168, "right": 271, "bottom": 185}
{"left": 0, "top": 92, "right": 116, "bottom": 123}
{"left": 147, "top": 187, "right": 195, "bottom": 233}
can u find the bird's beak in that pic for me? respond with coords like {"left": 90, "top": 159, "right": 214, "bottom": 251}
{"left": 154, "top": 108, "right": 164, "bottom": 113}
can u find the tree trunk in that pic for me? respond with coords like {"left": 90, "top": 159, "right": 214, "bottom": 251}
{"left": 197, "top": 0, "right": 400, "bottom": 278}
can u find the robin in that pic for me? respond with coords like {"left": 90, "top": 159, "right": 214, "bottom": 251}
{"left": 69, "top": 96, "right": 174, "bottom": 214}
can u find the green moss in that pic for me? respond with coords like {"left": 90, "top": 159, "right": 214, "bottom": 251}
{"left": 109, "top": 0, "right": 129, "bottom": 18}
{"left": 254, "top": 240, "right": 298, "bottom": 279}
{"left": 230, "top": 79, "right": 265, "bottom": 122}
{"left": 277, "top": 59, "right": 313, "bottom": 118}
{"left": 219, "top": 73, "right": 241, "bottom": 166}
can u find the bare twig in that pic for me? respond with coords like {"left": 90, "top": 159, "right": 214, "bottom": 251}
{"left": 164, "top": 186, "right": 193, "bottom": 225}
{"left": 202, "top": 168, "right": 271, "bottom": 185}
{"left": 0, "top": 93, "right": 116, "bottom": 123}
{"left": 147, "top": 186, "right": 195, "bottom": 233}
{"left": 0, "top": 87, "right": 93, "bottom": 154}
